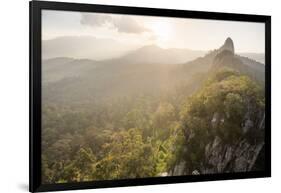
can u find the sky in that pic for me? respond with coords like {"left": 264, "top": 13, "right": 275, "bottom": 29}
{"left": 42, "top": 10, "right": 265, "bottom": 59}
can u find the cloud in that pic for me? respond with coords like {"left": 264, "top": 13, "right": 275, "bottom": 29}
{"left": 80, "top": 13, "right": 149, "bottom": 34}
{"left": 80, "top": 13, "right": 111, "bottom": 27}
{"left": 111, "top": 16, "right": 148, "bottom": 33}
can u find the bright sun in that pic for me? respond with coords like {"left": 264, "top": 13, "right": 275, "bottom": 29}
{"left": 150, "top": 21, "right": 172, "bottom": 45}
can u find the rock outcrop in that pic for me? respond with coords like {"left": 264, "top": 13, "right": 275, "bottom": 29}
{"left": 169, "top": 37, "right": 265, "bottom": 176}
{"left": 202, "top": 136, "right": 264, "bottom": 174}
{"left": 170, "top": 111, "right": 265, "bottom": 175}
{"left": 219, "top": 37, "right": 235, "bottom": 54}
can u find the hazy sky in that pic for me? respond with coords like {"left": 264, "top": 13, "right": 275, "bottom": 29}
{"left": 42, "top": 10, "right": 265, "bottom": 54}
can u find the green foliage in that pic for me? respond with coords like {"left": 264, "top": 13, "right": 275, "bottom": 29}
{"left": 91, "top": 128, "right": 156, "bottom": 180}
{"left": 180, "top": 68, "right": 264, "bottom": 171}
{"left": 41, "top": 67, "right": 265, "bottom": 183}
{"left": 151, "top": 102, "right": 176, "bottom": 140}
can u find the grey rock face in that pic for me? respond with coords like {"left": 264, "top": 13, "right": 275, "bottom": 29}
{"left": 202, "top": 137, "right": 264, "bottom": 174}
{"left": 242, "top": 119, "right": 254, "bottom": 134}
{"left": 219, "top": 37, "right": 235, "bottom": 54}
{"left": 170, "top": 160, "right": 188, "bottom": 176}
{"left": 170, "top": 135, "right": 264, "bottom": 176}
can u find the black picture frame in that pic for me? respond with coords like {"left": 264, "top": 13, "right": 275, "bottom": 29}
{"left": 29, "top": 1, "right": 271, "bottom": 192}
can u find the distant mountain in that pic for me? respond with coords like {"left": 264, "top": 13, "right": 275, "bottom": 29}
{"left": 42, "top": 45, "right": 206, "bottom": 84}
{"left": 118, "top": 45, "right": 205, "bottom": 65}
{"left": 43, "top": 57, "right": 99, "bottom": 83}
{"left": 42, "top": 36, "right": 138, "bottom": 60}
{"left": 42, "top": 38, "right": 265, "bottom": 105}
{"left": 43, "top": 36, "right": 206, "bottom": 63}
{"left": 238, "top": 53, "right": 265, "bottom": 64}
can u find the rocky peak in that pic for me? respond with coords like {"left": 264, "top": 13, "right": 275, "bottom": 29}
{"left": 219, "top": 37, "right": 235, "bottom": 54}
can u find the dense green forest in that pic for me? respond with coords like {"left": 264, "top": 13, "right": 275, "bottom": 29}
{"left": 42, "top": 38, "right": 265, "bottom": 183}
{"left": 42, "top": 84, "right": 186, "bottom": 183}
{"left": 42, "top": 67, "right": 264, "bottom": 183}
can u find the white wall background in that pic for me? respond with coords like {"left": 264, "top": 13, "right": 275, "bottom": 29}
{"left": 0, "top": 0, "right": 279, "bottom": 192}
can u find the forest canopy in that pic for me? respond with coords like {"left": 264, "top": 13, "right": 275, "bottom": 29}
{"left": 42, "top": 66, "right": 265, "bottom": 183}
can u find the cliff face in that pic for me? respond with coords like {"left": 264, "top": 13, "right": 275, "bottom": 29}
{"left": 202, "top": 108, "right": 265, "bottom": 174}
{"left": 169, "top": 38, "right": 265, "bottom": 176}
{"left": 170, "top": 111, "right": 265, "bottom": 176}
{"left": 203, "top": 136, "right": 264, "bottom": 174}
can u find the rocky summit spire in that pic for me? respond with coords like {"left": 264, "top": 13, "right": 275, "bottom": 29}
{"left": 219, "top": 37, "right": 235, "bottom": 54}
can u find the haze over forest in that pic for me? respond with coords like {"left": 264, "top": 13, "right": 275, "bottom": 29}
{"left": 41, "top": 10, "right": 266, "bottom": 184}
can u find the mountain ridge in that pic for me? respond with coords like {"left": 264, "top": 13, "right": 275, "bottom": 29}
{"left": 42, "top": 37, "right": 265, "bottom": 104}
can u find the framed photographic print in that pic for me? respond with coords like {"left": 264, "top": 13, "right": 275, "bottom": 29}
{"left": 30, "top": 1, "right": 271, "bottom": 192}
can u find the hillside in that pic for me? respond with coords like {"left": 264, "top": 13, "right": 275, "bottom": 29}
{"left": 42, "top": 37, "right": 265, "bottom": 105}
{"left": 170, "top": 68, "right": 265, "bottom": 175}
{"left": 41, "top": 37, "right": 265, "bottom": 183}
{"left": 118, "top": 45, "right": 205, "bottom": 65}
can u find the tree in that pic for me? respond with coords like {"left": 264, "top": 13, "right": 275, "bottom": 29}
{"left": 179, "top": 68, "right": 264, "bottom": 172}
